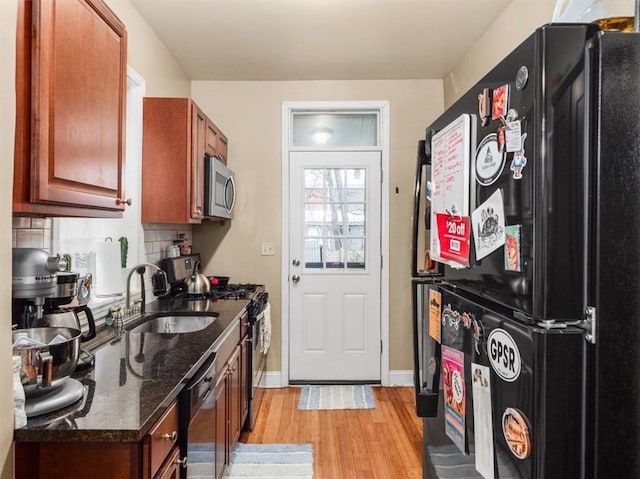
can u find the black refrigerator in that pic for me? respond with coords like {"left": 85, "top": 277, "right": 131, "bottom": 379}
{"left": 411, "top": 23, "right": 640, "bottom": 479}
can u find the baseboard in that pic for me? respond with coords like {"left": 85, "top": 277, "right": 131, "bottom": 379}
{"left": 261, "top": 370, "right": 414, "bottom": 388}
{"left": 262, "top": 371, "right": 284, "bottom": 388}
{"left": 388, "top": 370, "right": 414, "bottom": 386}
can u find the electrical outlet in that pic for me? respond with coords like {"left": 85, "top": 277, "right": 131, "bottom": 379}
{"left": 261, "top": 242, "right": 275, "bottom": 256}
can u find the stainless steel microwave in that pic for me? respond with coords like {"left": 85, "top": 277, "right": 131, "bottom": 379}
{"left": 204, "top": 156, "right": 236, "bottom": 219}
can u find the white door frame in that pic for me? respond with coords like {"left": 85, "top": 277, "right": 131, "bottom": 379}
{"left": 281, "top": 100, "right": 390, "bottom": 387}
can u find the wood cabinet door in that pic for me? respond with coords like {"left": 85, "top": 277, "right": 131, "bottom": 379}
{"left": 191, "top": 105, "right": 206, "bottom": 220}
{"left": 214, "top": 371, "right": 228, "bottom": 479}
{"left": 228, "top": 345, "right": 242, "bottom": 447}
{"left": 154, "top": 447, "right": 180, "bottom": 479}
{"left": 240, "top": 332, "right": 250, "bottom": 428}
{"left": 205, "top": 121, "right": 218, "bottom": 158}
{"left": 217, "top": 132, "right": 228, "bottom": 165}
{"left": 30, "top": 0, "right": 127, "bottom": 211}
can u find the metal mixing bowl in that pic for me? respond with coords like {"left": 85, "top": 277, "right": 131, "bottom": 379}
{"left": 12, "top": 327, "right": 81, "bottom": 397}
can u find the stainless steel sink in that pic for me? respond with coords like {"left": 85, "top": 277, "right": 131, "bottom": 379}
{"left": 127, "top": 314, "right": 218, "bottom": 334}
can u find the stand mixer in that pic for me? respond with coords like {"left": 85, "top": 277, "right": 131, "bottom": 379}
{"left": 12, "top": 248, "right": 87, "bottom": 417}
{"left": 11, "top": 248, "right": 98, "bottom": 370}
{"left": 12, "top": 248, "right": 67, "bottom": 328}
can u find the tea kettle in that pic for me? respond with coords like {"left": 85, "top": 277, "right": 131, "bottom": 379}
{"left": 185, "top": 260, "right": 211, "bottom": 295}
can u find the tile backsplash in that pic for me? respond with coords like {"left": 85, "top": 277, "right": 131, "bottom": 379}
{"left": 12, "top": 217, "right": 192, "bottom": 267}
{"left": 12, "top": 217, "right": 52, "bottom": 248}
{"left": 12, "top": 216, "right": 194, "bottom": 323}
{"left": 143, "top": 224, "right": 193, "bottom": 264}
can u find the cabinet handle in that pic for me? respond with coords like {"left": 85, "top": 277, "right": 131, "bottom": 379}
{"left": 175, "top": 456, "right": 188, "bottom": 469}
{"left": 116, "top": 197, "right": 132, "bottom": 206}
{"left": 161, "top": 431, "right": 177, "bottom": 441}
{"left": 242, "top": 321, "right": 250, "bottom": 327}
{"left": 243, "top": 337, "right": 252, "bottom": 344}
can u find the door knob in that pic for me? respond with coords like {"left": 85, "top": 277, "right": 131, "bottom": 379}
{"left": 292, "top": 275, "right": 300, "bottom": 283}
{"left": 292, "top": 259, "right": 300, "bottom": 266}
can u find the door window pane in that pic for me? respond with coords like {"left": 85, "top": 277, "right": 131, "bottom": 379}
{"left": 292, "top": 113, "right": 378, "bottom": 147}
{"left": 303, "top": 167, "right": 367, "bottom": 270}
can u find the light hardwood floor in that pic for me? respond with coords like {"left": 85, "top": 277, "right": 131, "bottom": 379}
{"left": 240, "top": 386, "right": 424, "bottom": 479}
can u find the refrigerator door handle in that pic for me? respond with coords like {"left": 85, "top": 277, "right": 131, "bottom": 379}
{"left": 583, "top": 38, "right": 595, "bottom": 316}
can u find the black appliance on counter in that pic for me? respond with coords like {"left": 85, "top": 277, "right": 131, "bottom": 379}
{"left": 161, "top": 255, "right": 269, "bottom": 433}
{"left": 412, "top": 24, "right": 640, "bottom": 478}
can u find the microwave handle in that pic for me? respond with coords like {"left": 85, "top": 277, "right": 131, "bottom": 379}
{"left": 225, "top": 175, "right": 236, "bottom": 213}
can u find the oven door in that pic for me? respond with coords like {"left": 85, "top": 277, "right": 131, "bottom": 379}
{"left": 252, "top": 312, "right": 266, "bottom": 400}
{"left": 180, "top": 354, "right": 216, "bottom": 479}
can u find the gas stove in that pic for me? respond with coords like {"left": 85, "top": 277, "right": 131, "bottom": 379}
{"left": 171, "top": 283, "right": 260, "bottom": 301}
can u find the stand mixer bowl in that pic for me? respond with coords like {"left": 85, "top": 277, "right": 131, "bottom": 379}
{"left": 12, "top": 327, "right": 81, "bottom": 397}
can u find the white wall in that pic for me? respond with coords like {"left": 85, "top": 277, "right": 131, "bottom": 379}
{"left": 105, "top": 0, "right": 191, "bottom": 98}
{"left": 444, "top": 0, "right": 557, "bottom": 107}
{"left": 1, "top": 2, "right": 18, "bottom": 477}
{"left": 191, "top": 80, "right": 444, "bottom": 374}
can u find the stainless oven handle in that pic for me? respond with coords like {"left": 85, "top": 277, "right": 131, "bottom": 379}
{"left": 186, "top": 353, "right": 216, "bottom": 392}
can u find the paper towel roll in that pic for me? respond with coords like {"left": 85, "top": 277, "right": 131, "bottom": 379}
{"left": 95, "top": 240, "right": 123, "bottom": 297}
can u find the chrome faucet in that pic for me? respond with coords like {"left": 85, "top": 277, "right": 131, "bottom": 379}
{"left": 125, "top": 263, "right": 169, "bottom": 314}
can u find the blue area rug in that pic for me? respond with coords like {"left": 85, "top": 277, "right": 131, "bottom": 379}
{"left": 187, "top": 443, "right": 313, "bottom": 479}
{"left": 297, "top": 385, "right": 376, "bottom": 410}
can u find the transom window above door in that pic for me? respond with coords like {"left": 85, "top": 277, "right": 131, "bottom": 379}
{"left": 292, "top": 112, "right": 378, "bottom": 147}
{"left": 303, "top": 167, "right": 367, "bottom": 270}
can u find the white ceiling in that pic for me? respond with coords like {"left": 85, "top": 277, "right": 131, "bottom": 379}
{"left": 130, "top": 0, "right": 514, "bottom": 81}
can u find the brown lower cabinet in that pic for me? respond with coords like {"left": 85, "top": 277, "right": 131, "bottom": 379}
{"left": 212, "top": 332, "right": 250, "bottom": 479}
{"left": 14, "top": 314, "right": 252, "bottom": 479}
{"left": 15, "top": 401, "right": 181, "bottom": 479}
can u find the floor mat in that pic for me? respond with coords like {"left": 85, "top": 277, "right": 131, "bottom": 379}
{"left": 297, "top": 384, "right": 376, "bottom": 410}
{"left": 222, "top": 443, "right": 313, "bottom": 479}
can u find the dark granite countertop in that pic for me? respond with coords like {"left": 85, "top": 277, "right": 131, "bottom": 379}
{"left": 13, "top": 297, "right": 250, "bottom": 443}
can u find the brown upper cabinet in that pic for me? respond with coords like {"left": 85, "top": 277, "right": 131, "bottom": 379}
{"left": 142, "top": 98, "right": 205, "bottom": 224}
{"left": 205, "top": 120, "right": 228, "bottom": 165}
{"left": 142, "top": 98, "right": 228, "bottom": 224}
{"left": 13, "top": 0, "right": 128, "bottom": 218}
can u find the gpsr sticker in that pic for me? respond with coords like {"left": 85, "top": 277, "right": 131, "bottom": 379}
{"left": 488, "top": 328, "right": 521, "bottom": 382}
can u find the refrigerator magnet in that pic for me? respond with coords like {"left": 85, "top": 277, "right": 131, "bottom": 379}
{"left": 510, "top": 132, "right": 528, "bottom": 180}
{"left": 428, "top": 289, "right": 442, "bottom": 342}
{"left": 502, "top": 408, "right": 532, "bottom": 460}
{"left": 488, "top": 328, "right": 522, "bottom": 382}
{"left": 505, "top": 120, "right": 522, "bottom": 153}
{"left": 435, "top": 213, "right": 471, "bottom": 267}
{"left": 515, "top": 66, "right": 529, "bottom": 91}
{"left": 478, "top": 88, "right": 492, "bottom": 126}
{"left": 475, "top": 133, "right": 505, "bottom": 187}
{"left": 442, "top": 305, "right": 461, "bottom": 330}
{"left": 472, "top": 364, "right": 495, "bottom": 479}
{"left": 462, "top": 312, "right": 473, "bottom": 329}
{"left": 471, "top": 189, "right": 506, "bottom": 261}
{"left": 442, "top": 346, "right": 466, "bottom": 453}
{"left": 504, "top": 225, "right": 522, "bottom": 272}
{"left": 492, "top": 84, "right": 510, "bottom": 120}
{"left": 472, "top": 318, "right": 484, "bottom": 355}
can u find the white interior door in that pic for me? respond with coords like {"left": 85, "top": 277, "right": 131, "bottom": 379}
{"left": 289, "top": 150, "right": 381, "bottom": 382}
